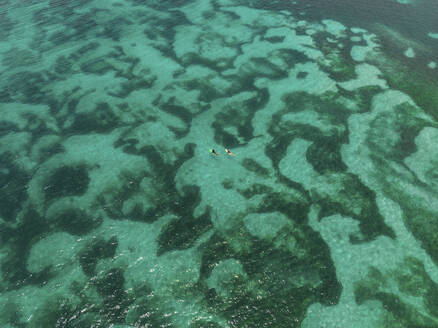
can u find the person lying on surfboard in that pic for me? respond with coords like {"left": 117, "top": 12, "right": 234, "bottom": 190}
{"left": 225, "top": 148, "right": 235, "bottom": 156}
{"left": 210, "top": 148, "right": 219, "bottom": 156}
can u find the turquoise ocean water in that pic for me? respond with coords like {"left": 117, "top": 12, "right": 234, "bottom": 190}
{"left": 1, "top": 0, "right": 438, "bottom": 327}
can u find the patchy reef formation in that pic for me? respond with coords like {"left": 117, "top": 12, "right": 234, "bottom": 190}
{"left": 1, "top": 0, "right": 438, "bottom": 327}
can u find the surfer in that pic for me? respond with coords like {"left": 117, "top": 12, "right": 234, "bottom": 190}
{"left": 225, "top": 148, "right": 235, "bottom": 156}
{"left": 210, "top": 148, "right": 219, "bottom": 156}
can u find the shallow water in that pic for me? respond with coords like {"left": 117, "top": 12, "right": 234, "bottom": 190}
{"left": 1, "top": 0, "right": 438, "bottom": 327}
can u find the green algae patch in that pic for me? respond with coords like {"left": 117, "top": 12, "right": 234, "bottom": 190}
{"left": 270, "top": 90, "right": 395, "bottom": 241}
{"left": 68, "top": 102, "right": 120, "bottom": 134}
{"left": 56, "top": 207, "right": 102, "bottom": 236}
{"left": 157, "top": 210, "right": 213, "bottom": 256}
{"left": 315, "top": 36, "right": 357, "bottom": 82}
{"left": 375, "top": 57, "right": 438, "bottom": 121}
{"left": 243, "top": 212, "right": 289, "bottom": 240}
{"left": 0, "top": 153, "right": 30, "bottom": 221}
{"left": 1, "top": 209, "right": 50, "bottom": 290}
{"left": 238, "top": 183, "right": 273, "bottom": 199}
{"left": 209, "top": 239, "right": 340, "bottom": 327}
{"left": 281, "top": 91, "right": 351, "bottom": 126}
{"left": 45, "top": 165, "right": 90, "bottom": 200}
{"left": 306, "top": 135, "right": 347, "bottom": 174}
{"left": 197, "top": 208, "right": 341, "bottom": 327}
{"left": 190, "top": 320, "right": 222, "bottom": 328}
{"left": 241, "top": 158, "right": 270, "bottom": 177}
{"left": 30, "top": 296, "right": 77, "bottom": 328}
{"left": 316, "top": 174, "right": 396, "bottom": 242}
{"left": 257, "top": 191, "right": 309, "bottom": 224}
{"left": 79, "top": 236, "right": 118, "bottom": 276}
{"left": 337, "top": 85, "right": 384, "bottom": 113}
{"left": 94, "top": 268, "right": 135, "bottom": 325}
{"left": 355, "top": 259, "right": 438, "bottom": 327}
{"left": 125, "top": 287, "right": 174, "bottom": 328}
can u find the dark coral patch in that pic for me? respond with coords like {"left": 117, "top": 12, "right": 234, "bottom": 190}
{"left": 274, "top": 49, "right": 309, "bottom": 68}
{"left": 316, "top": 174, "right": 395, "bottom": 242}
{"left": 96, "top": 268, "right": 125, "bottom": 296}
{"left": 212, "top": 122, "right": 240, "bottom": 148}
{"left": 77, "top": 41, "right": 100, "bottom": 55}
{"left": 265, "top": 133, "right": 298, "bottom": 170}
{"left": 337, "top": 85, "right": 382, "bottom": 113}
{"left": 56, "top": 208, "right": 102, "bottom": 236}
{"left": 80, "top": 58, "right": 113, "bottom": 75}
{"left": 281, "top": 91, "right": 350, "bottom": 126}
{"left": 2, "top": 48, "right": 38, "bottom": 68}
{"left": 109, "top": 75, "right": 156, "bottom": 98}
{"left": 354, "top": 265, "right": 438, "bottom": 327}
{"left": 68, "top": 13, "right": 97, "bottom": 38}
{"left": 31, "top": 296, "right": 77, "bottom": 328}
{"left": 212, "top": 89, "right": 269, "bottom": 147}
{"left": 158, "top": 99, "right": 193, "bottom": 124}
{"left": 264, "top": 35, "right": 285, "bottom": 43}
{"left": 95, "top": 268, "right": 134, "bottom": 325}
{"left": 68, "top": 102, "right": 119, "bottom": 134}
{"left": 257, "top": 191, "right": 309, "bottom": 224}
{"left": 0, "top": 153, "right": 30, "bottom": 221}
{"left": 199, "top": 232, "right": 341, "bottom": 327}
{"left": 221, "top": 179, "right": 233, "bottom": 189}
{"left": 239, "top": 183, "right": 273, "bottom": 199}
{"left": 247, "top": 57, "right": 288, "bottom": 79}
{"left": 157, "top": 185, "right": 212, "bottom": 255}
{"left": 199, "top": 233, "right": 237, "bottom": 279}
{"left": 190, "top": 320, "right": 221, "bottom": 328}
{"left": 45, "top": 165, "right": 90, "bottom": 200}
{"left": 8, "top": 71, "right": 47, "bottom": 103}
{"left": 306, "top": 135, "right": 347, "bottom": 174}
{"left": 0, "top": 302, "right": 22, "bottom": 327}
{"left": 79, "top": 236, "right": 118, "bottom": 276}
{"left": 0, "top": 209, "right": 50, "bottom": 290}
{"left": 99, "top": 144, "right": 196, "bottom": 225}
{"left": 241, "top": 158, "right": 270, "bottom": 177}
{"left": 194, "top": 196, "right": 339, "bottom": 325}
{"left": 126, "top": 285, "right": 174, "bottom": 327}
{"left": 101, "top": 17, "right": 133, "bottom": 41}
{"left": 368, "top": 102, "right": 432, "bottom": 161}
{"left": 157, "top": 211, "right": 213, "bottom": 255}
{"left": 297, "top": 71, "right": 308, "bottom": 79}
{"left": 0, "top": 12, "right": 13, "bottom": 41}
